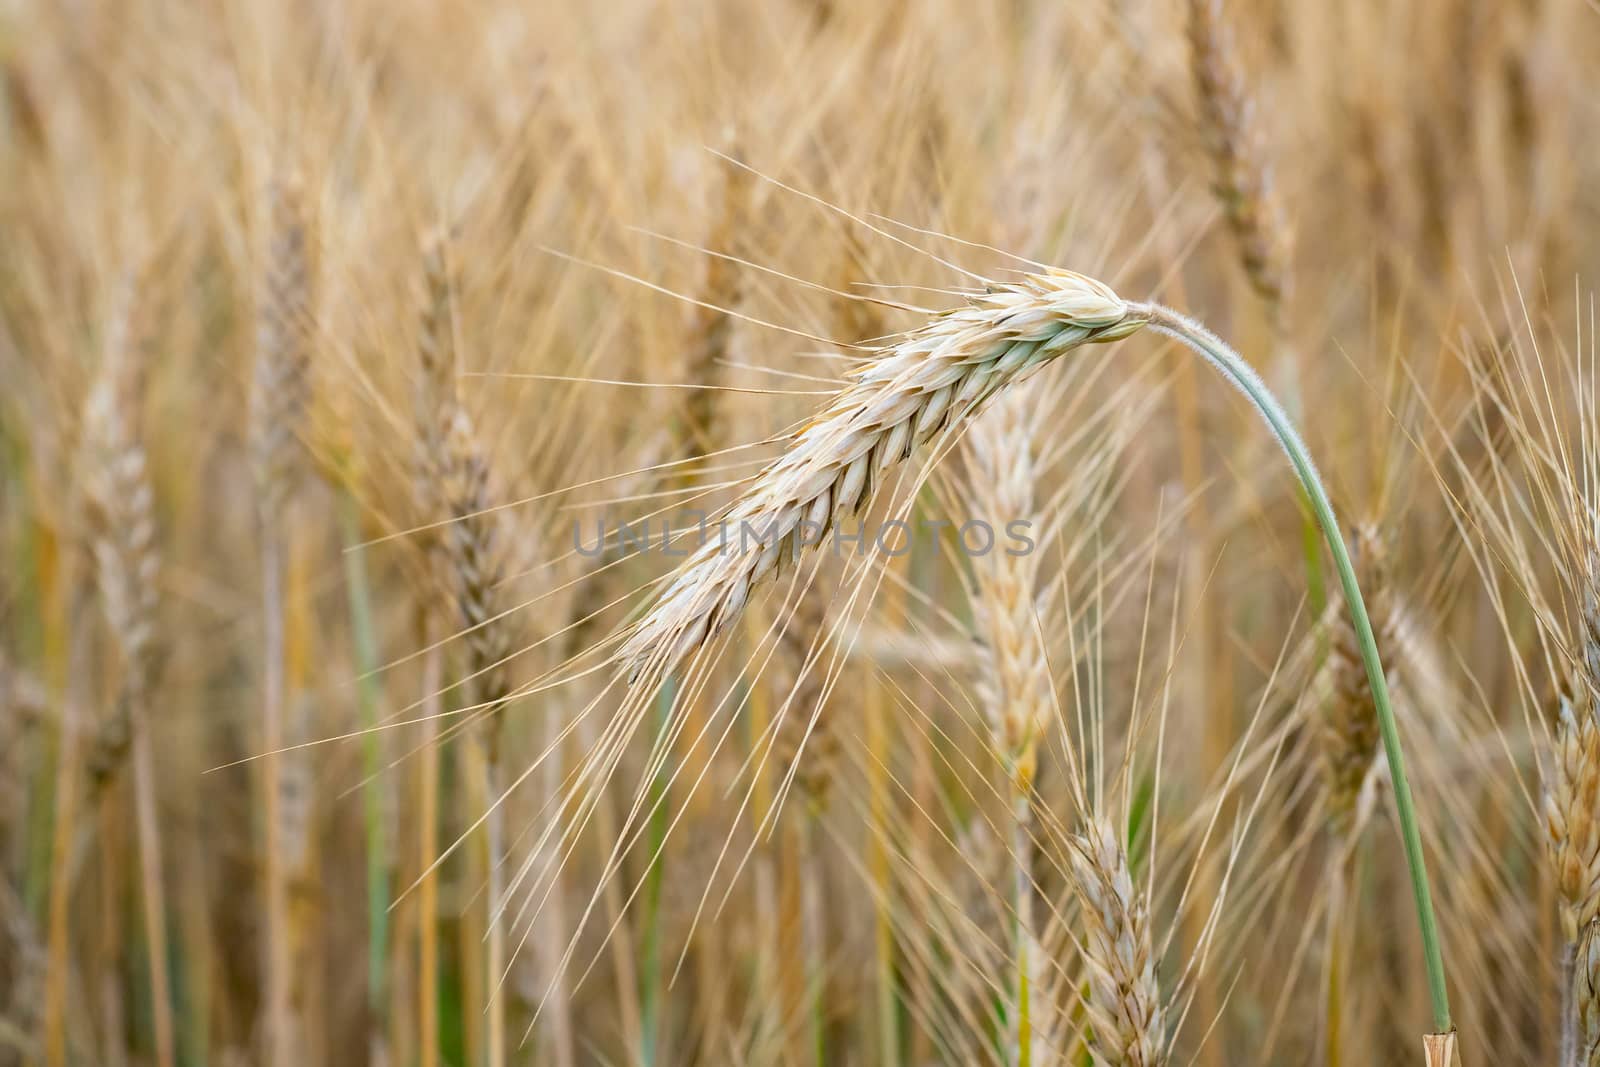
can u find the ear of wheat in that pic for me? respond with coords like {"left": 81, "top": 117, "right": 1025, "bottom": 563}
{"left": 250, "top": 177, "right": 314, "bottom": 522}
{"left": 620, "top": 269, "right": 1146, "bottom": 679}
{"left": 963, "top": 390, "right": 1051, "bottom": 795}
{"left": 412, "top": 234, "right": 515, "bottom": 736}
{"left": 1186, "top": 0, "right": 1292, "bottom": 322}
{"left": 1070, "top": 819, "right": 1164, "bottom": 1067}
{"left": 82, "top": 278, "right": 159, "bottom": 774}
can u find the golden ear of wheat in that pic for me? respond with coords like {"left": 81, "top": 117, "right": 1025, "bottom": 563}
{"left": 1547, "top": 683, "right": 1600, "bottom": 946}
{"left": 1070, "top": 819, "right": 1165, "bottom": 1067}
{"left": 249, "top": 178, "right": 314, "bottom": 520}
{"left": 82, "top": 280, "right": 159, "bottom": 696}
{"left": 621, "top": 269, "right": 1145, "bottom": 680}
{"left": 410, "top": 235, "right": 516, "bottom": 740}
{"left": 1186, "top": 0, "right": 1291, "bottom": 319}
{"left": 964, "top": 391, "right": 1051, "bottom": 793}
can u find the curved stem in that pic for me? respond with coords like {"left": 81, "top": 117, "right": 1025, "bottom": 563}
{"left": 1133, "top": 302, "right": 1452, "bottom": 1035}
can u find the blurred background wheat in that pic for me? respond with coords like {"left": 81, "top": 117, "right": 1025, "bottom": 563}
{"left": 1, "top": 0, "right": 1598, "bottom": 1064}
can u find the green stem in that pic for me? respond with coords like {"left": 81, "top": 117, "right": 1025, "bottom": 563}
{"left": 1136, "top": 303, "right": 1451, "bottom": 1035}
{"left": 640, "top": 676, "right": 675, "bottom": 1067}
{"left": 339, "top": 498, "right": 389, "bottom": 1033}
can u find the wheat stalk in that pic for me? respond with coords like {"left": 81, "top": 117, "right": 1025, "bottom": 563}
{"left": 620, "top": 269, "right": 1145, "bottom": 679}
{"left": 1070, "top": 819, "right": 1165, "bottom": 1067}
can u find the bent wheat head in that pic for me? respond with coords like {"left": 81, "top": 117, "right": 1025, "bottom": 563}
{"left": 621, "top": 269, "right": 1146, "bottom": 679}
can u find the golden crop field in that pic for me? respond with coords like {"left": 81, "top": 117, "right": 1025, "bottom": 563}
{"left": 0, "top": 1, "right": 1596, "bottom": 1064}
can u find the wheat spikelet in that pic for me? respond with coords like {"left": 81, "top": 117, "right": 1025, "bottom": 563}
{"left": 1320, "top": 524, "right": 1400, "bottom": 841}
{"left": 1186, "top": 0, "right": 1292, "bottom": 323}
{"left": 1070, "top": 819, "right": 1165, "bottom": 1067}
{"left": 1546, "top": 682, "right": 1600, "bottom": 947}
{"left": 621, "top": 269, "right": 1146, "bottom": 679}
{"left": 249, "top": 176, "right": 313, "bottom": 520}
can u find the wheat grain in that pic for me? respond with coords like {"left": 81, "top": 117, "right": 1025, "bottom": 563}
{"left": 621, "top": 269, "right": 1146, "bottom": 680}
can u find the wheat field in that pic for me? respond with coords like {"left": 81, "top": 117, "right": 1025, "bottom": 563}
{"left": 2, "top": 0, "right": 1598, "bottom": 1064}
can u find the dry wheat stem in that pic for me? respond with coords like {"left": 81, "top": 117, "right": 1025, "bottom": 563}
{"left": 619, "top": 268, "right": 1147, "bottom": 680}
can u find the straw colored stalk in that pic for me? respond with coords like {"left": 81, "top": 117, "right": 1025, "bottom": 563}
{"left": 81, "top": 274, "right": 173, "bottom": 1067}
{"left": 248, "top": 174, "right": 313, "bottom": 1067}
